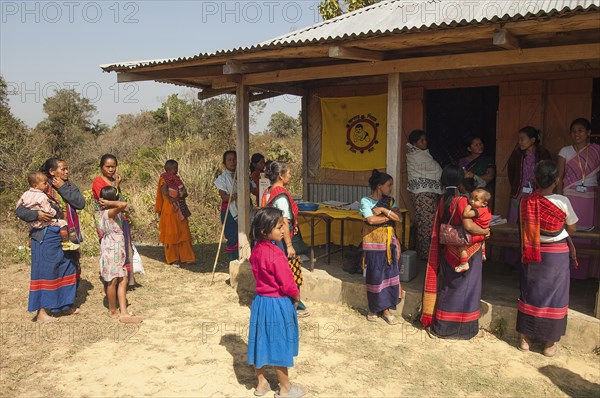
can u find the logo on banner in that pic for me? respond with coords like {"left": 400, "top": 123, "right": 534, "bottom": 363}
{"left": 346, "top": 114, "right": 380, "bottom": 153}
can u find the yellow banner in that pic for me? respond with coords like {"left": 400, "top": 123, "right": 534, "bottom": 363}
{"left": 320, "top": 94, "right": 387, "bottom": 171}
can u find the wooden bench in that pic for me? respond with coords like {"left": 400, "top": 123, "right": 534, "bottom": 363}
{"left": 488, "top": 223, "right": 600, "bottom": 318}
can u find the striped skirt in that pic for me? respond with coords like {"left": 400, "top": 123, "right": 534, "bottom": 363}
{"left": 517, "top": 241, "right": 569, "bottom": 342}
{"left": 431, "top": 248, "right": 483, "bottom": 340}
{"left": 28, "top": 226, "right": 77, "bottom": 313}
{"left": 364, "top": 238, "right": 401, "bottom": 313}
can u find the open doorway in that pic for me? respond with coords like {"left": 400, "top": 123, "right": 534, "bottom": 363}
{"left": 425, "top": 86, "right": 499, "bottom": 210}
{"left": 425, "top": 86, "right": 499, "bottom": 169}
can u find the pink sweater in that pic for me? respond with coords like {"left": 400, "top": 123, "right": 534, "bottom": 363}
{"left": 250, "top": 240, "right": 299, "bottom": 299}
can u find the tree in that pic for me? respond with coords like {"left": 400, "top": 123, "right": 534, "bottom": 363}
{"left": 267, "top": 111, "right": 301, "bottom": 138}
{"left": 318, "top": 0, "right": 379, "bottom": 20}
{"left": 36, "top": 88, "right": 96, "bottom": 156}
{"left": 0, "top": 74, "right": 46, "bottom": 204}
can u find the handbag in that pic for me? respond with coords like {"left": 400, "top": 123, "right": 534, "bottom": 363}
{"left": 288, "top": 256, "right": 304, "bottom": 286}
{"left": 439, "top": 199, "right": 471, "bottom": 246}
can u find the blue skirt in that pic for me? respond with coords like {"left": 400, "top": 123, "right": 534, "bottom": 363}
{"left": 248, "top": 295, "right": 298, "bottom": 368}
{"left": 28, "top": 226, "right": 77, "bottom": 313}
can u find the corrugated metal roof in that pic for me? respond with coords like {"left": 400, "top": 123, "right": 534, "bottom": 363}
{"left": 101, "top": 0, "right": 599, "bottom": 71}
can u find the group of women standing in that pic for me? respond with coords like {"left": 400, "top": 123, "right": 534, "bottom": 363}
{"left": 411, "top": 117, "right": 598, "bottom": 356}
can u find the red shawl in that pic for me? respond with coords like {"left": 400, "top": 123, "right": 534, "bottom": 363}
{"left": 161, "top": 172, "right": 184, "bottom": 191}
{"left": 519, "top": 191, "right": 568, "bottom": 264}
{"left": 263, "top": 186, "right": 299, "bottom": 230}
{"left": 420, "top": 196, "right": 449, "bottom": 327}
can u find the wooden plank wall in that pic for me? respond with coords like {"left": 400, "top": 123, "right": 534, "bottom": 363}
{"left": 496, "top": 80, "right": 544, "bottom": 217}
{"left": 306, "top": 84, "right": 423, "bottom": 212}
{"left": 305, "top": 73, "right": 595, "bottom": 220}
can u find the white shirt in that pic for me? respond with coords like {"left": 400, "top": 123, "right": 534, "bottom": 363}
{"left": 540, "top": 194, "right": 579, "bottom": 243}
{"left": 558, "top": 145, "right": 599, "bottom": 187}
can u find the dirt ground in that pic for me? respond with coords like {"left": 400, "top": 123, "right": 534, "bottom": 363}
{"left": 1, "top": 243, "right": 599, "bottom": 398}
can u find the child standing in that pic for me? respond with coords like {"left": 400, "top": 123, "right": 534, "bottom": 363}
{"left": 16, "top": 171, "right": 79, "bottom": 251}
{"left": 97, "top": 186, "right": 143, "bottom": 324}
{"left": 248, "top": 207, "right": 307, "bottom": 398}
{"left": 454, "top": 188, "right": 492, "bottom": 272}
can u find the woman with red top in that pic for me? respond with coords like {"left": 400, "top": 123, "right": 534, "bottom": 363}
{"left": 92, "top": 154, "right": 136, "bottom": 286}
{"left": 247, "top": 207, "right": 307, "bottom": 398}
{"left": 518, "top": 160, "right": 578, "bottom": 357}
{"left": 421, "top": 165, "right": 490, "bottom": 339}
{"left": 262, "top": 161, "right": 310, "bottom": 317}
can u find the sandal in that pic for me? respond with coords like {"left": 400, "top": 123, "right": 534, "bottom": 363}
{"left": 119, "top": 314, "right": 143, "bottom": 324}
{"left": 518, "top": 333, "right": 532, "bottom": 352}
{"left": 254, "top": 383, "right": 272, "bottom": 397}
{"left": 367, "top": 312, "right": 378, "bottom": 322}
{"left": 382, "top": 314, "right": 399, "bottom": 325}
{"left": 296, "top": 310, "right": 311, "bottom": 318}
{"left": 543, "top": 342, "right": 559, "bottom": 357}
{"left": 275, "top": 383, "right": 307, "bottom": 398}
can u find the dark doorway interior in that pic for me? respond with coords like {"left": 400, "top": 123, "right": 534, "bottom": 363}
{"left": 425, "top": 86, "right": 499, "bottom": 169}
{"left": 591, "top": 78, "right": 600, "bottom": 145}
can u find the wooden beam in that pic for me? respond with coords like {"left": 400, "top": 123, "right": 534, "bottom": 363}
{"left": 117, "top": 65, "right": 224, "bottom": 82}
{"left": 329, "top": 46, "right": 385, "bottom": 61}
{"left": 386, "top": 73, "right": 402, "bottom": 202}
{"left": 493, "top": 29, "right": 520, "bottom": 50}
{"left": 236, "top": 84, "right": 251, "bottom": 262}
{"left": 223, "top": 60, "right": 290, "bottom": 74}
{"left": 242, "top": 44, "right": 600, "bottom": 85}
{"left": 212, "top": 75, "right": 242, "bottom": 89}
{"left": 249, "top": 84, "right": 308, "bottom": 97}
{"left": 249, "top": 91, "right": 282, "bottom": 102}
{"left": 198, "top": 87, "right": 235, "bottom": 100}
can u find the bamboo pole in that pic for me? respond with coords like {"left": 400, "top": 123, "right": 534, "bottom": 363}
{"left": 211, "top": 169, "right": 237, "bottom": 284}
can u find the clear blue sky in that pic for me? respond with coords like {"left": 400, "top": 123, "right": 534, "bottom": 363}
{"left": 1, "top": 1, "right": 323, "bottom": 132}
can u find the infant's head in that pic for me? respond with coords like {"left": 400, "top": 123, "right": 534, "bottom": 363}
{"left": 28, "top": 171, "right": 49, "bottom": 191}
{"left": 470, "top": 188, "right": 491, "bottom": 208}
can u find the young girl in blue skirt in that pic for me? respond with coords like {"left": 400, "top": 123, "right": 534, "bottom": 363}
{"left": 248, "top": 207, "right": 307, "bottom": 398}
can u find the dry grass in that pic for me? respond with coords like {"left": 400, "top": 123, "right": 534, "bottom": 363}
{"left": 1, "top": 245, "right": 599, "bottom": 397}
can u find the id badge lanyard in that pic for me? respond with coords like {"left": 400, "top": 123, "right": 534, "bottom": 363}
{"left": 575, "top": 144, "right": 589, "bottom": 192}
{"left": 522, "top": 181, "right": 533, "bottom": 194}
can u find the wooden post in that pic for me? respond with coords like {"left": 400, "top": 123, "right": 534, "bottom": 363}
{"left": 301, "top": 95, "right": 309, "bottom": 200}
{"left": 236, "top": 84, "right": 251, "bottom": 261}
{"left": 387, "top": 73, "right": 403, "bottom": 203}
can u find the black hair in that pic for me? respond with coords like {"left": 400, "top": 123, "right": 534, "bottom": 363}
{"left": 368, "top": 169, "right": 392, "bottom": 192}
{"left": 250, "top": 153, "right": 265, "bottom": 172}
{"left": 464, "top": 135, "right": 482, "bottom": 149}
{"left": 250, "top": 207, "right": 283, "bottom": 242}
{"left": 570, "top": 118, "right": 592, "bottom": 132}
{"left": 40, "top": 157, "right": 62, "bottom": 178}
{"left": 519, "top": 126, "right": 541, "bottom": 146}
{"left": 100, "top": 154, "right": 118, "bottom": 168}
{"left": 164, "top": 159, "right": 178, "bottom": 171}
{"left": 100, "top": 186, "right": 119, "bottom": 201}
{"left": 534, "top": 160, "right": 559, "bottom": 189}
{"left": 265, "top": 160, "right": 289, "bottom": 184}
{"left": 441, "top": 164, "right": 464, "bottom": 201}
{"left": 222, "top": 150, "right": 236, "bottom": 164}
{"left": 408, "top": 129, "right": 426, "bottom": 145}
{"left": 28, "top": 171, "right": 46, "bottom": 186}
{"left": 462, "top": 177, "right": 476, "bottom": 194}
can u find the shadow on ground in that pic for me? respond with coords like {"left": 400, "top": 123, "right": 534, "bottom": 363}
{"left": 539, "top": 364, "right": 600, "bottom": 397}
{"left": 135, "top": 243, "right": 231, "bottom": 274}
{"left": 219, "top": 334, "right": 256, "bottom": 391}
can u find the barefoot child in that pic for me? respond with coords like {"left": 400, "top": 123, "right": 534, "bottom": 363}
{"left": 97, "top": 186, "right": 143, "bottom": 324}
{"left": 454, "top": 188, "right": 492, "bottom": 272}
{"left": 248, "top": 207, "right": 307, "bottom": 398}
{"left": 16, "top": 171, "right": 79, "bottom": 251}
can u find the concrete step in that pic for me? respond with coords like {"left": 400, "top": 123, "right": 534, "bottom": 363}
{"left": 229, "top": 260, "right": 600, "bottom": 353}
